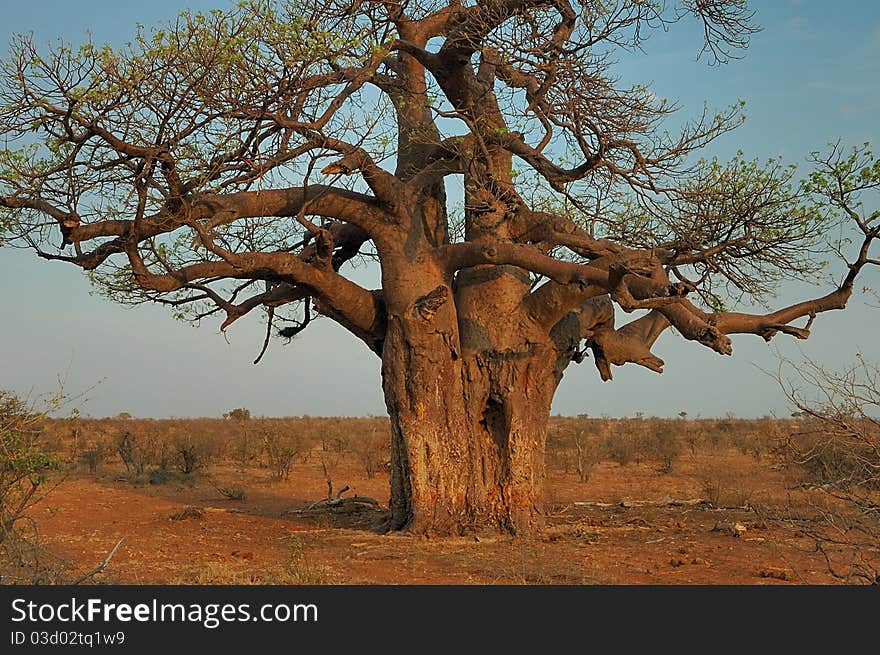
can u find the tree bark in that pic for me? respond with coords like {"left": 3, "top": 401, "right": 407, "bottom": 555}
{"left": 379, "top": 266, "right": 571, "bottom": 535}
{"left": 382, "top": 326, "right": 563, "bottom": 535}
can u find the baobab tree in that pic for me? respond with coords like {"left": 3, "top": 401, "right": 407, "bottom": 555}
{"left": 1, "top": 1, "right": 877, "bottom": 534}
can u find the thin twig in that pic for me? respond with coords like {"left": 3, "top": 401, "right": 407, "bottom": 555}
{"left": 70, "top": 537, "right": 124, "bottom": 585}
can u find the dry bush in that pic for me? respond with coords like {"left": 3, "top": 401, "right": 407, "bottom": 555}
{"left": 112, "top": 421, "right": 169, "bottom": 477}
{"left": 550, "top": 416, "right": 685, "bottom": 473}
{"left": 78, "top": 437, "right": 109, "bottom": 475}
{"left": 113, "top": 430, "right": 140, "bottom": 475}
{"left": 783, "top": 418, "right": 879, "bottom": 490}
{"left": 572, "top": 432, "right": 603, "bottom": 482}
{"left": 107, "top": 419, "right": 223, "bottom": 479}
{"left": 644, "top": 420, "right": 683, "bottom": 474}
{"left": 694, "top": 458, "right": 756, "bottom": 508}
{"left": 319, "top": 417, "right": 353, "bottom": 454}
{"left": 705, "top": 417, "right": 731, "bottom": 449}
{"left": 777, "top": 356, "right": 880, "bottom": 584}
{"left": 546, "top": 422, "right": 573, "bottom": 473}
{"left": 0, "top": 389, "right": 70, "bottom": 583}
{"left": 255, "top": 419, "right": 309, "bottom": 482}
{"left": 350, "top": 422, "right": 391, "bottom": 479}
{"left": 168, "top": 422, "right": 221, "bottom": 476}
{"left": 224, "top": 408, "right": 258, "bottom": 468}
{"left": 728, "top": 417, "right": 782, "bottom": 461}
{"left": 67, "top": 420, "right": 113, "bottom": 476}
{"left": 547, "top": 418, "right": 604, "bottom": 481}
{"left": 603, "top": 431, "right": 637, "bottom": 467}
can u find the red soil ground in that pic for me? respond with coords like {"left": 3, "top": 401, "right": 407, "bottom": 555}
{"left": 27, "top": 448, "right": 858, "bottom": 585}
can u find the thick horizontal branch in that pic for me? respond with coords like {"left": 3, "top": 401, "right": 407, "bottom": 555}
{"left": 679, "top": 228, "right": 876, "bottom": 344}
{"left": 525, "top": 278, "right": 608, "bottom": 328}
{"left": 512, "top": 207, "right": 628, "bottom": 259}
{"left": 442, "top": 241, "right": 692, "bottom": 320}
{"left": 130, "top": 249, "right": 385, "bottom": 350}
{"left": 656, "top": 302, "right": 732, "bottom": 355}
{"left": 0, "top": 195, "right": 71, "bottom": 223}
{"left": 442, "top": 241, "right": 610, "bottom": 288}
{"left": 409, "top": 4, "right": 466, "bottom": 40}
{"left": 518, "top": 208, "right": 673, "bottom": 328}
{"left": 694, "top": 286, "right": 851, "bottom": 342}
{"left": 218, "top": 222, "right": 371, "bottom": 330}
{"left": 191, "top": 186, "right": 390, "bottom": 233}
{"left": 45, "top": 186, "right": 388, "bottom": 270}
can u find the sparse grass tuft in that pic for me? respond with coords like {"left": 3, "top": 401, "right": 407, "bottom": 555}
{"left": 173, "top": 535, "right": 331, "bottom": 585}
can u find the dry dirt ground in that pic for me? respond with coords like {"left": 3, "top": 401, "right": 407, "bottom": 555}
{"left": 26, "top": 447, "right": 860, "bottom": 585}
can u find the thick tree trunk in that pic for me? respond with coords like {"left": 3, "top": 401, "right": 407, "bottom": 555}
{"left": 376, "top": 152, "right": 573, "bottom": 535}
{"left": 381, "top": 310, "right": 564, "bottom": 536}
{"left": 381, "top": 313, "right": 472, "bottom": 534}
{"left": 458, "top": 351, "right": 557, "bottom": 534}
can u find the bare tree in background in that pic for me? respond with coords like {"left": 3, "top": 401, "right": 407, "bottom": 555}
{"left": 779, "top": 356, "right": 880, "bottom": 584}
{"left": 1, "top": 1, "right": 878, "bottom": 534}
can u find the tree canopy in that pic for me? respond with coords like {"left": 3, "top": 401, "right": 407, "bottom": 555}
{"left": 0, "top": 1, "right": 875, "bottom": 371}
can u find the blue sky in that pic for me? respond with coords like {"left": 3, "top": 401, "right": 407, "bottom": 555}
{"left": 0, "top": 1, "right": 878, "bottom": 418}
